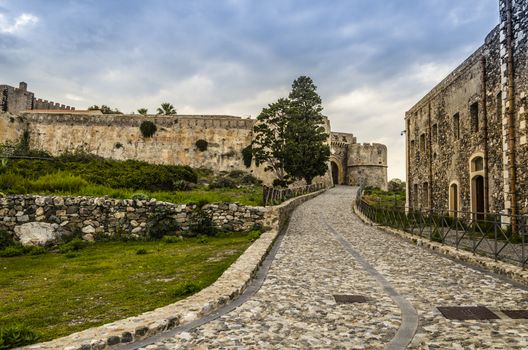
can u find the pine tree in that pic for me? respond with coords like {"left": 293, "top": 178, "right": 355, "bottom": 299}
{"left": 252, "top": 76, "right": 330, "bottom": 185}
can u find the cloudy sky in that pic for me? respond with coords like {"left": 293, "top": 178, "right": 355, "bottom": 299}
{"left": 0, "top": 0, "right": 500, "bottom": 179}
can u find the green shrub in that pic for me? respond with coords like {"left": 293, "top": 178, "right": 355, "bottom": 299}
{"left": 0, "top": 323, "right": 39, "bottom": 349}
{"left": 131, "top": 192, "right": 150, "bottom": 201}
{"left": 136, "top": 248, "right": 148, "bottom": 255}
{"left": 197, "top": 235, "right": 208, "bottom": 244}
{"left": 171, "top": 281, "right": 202, "bottom": 298}
{"left": 140, "top": 121, "right": 157, "bottom": 138}
{"left": 173, "top": 180, "right": 195, "bottom": 191}
{"left": 31, "top": 172, "right": 88, "bottom": 192}
{"left": 188, "top": 209, "right": 214, "bottom": 236}
{"left": 195, "top": 139, "right": 208, "bottom": 152}
{"left": 147, "top": 208, "right": 179, "bottom": 239}
{"left": 0, "top": 230, "right": 12, "bottom": 249}
{"left": 241, "top": 145, "right": 253, "bottom": 168}
{"left": 0, "top": 245, "right": 26, "bottom": 257}
{"left": 59, "top": 238, "right": 90, "bottom": 253}
{"left": 0, "top": 172, "right": 30, "bottom": 193}
{"left": 28, "top": 246, "right": 47, "bottom": 255}
{"left": 247, "top": 230, "right": 262, "bottom": 242}
{"left": 209, "top": 177, "right": 236, "bottom": 189}
{"left": 161, "top": 235, "right": 181, "bottom": 244}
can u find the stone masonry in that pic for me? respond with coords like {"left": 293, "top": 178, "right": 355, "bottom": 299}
{"left": 0, "top": 195, "right": 266, "bottom": 242}
{"left": 0, "top": 82, "right": 74, "bottom": 113}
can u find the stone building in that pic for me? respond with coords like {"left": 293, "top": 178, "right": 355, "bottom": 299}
{"left": 330, "top": 132, "right": 388, "bottom": 190}
{"left": 405, "top": 0, "right": 527, "bottom": 219}
{"left": 0, "top": 82, "right": 74, "bottom": 113}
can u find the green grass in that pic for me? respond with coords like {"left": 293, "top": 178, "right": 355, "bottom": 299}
{"left": 363, "top": 187, "right": 405, "bottom": 208}
{"left": 0, "top": 233, "right": 255, "bottom": 343}
{"left": 0, "top": 172, "right": 262, "bottom": 206}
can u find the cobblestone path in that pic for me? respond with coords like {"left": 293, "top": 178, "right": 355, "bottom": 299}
{"left": 138, "top": 187, "right": 528, "bottom": 349}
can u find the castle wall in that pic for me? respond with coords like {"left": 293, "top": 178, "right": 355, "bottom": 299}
{"left": 347, "top": 143, "right": 388, "bottom": 190}
{"left": 16, "top": 113, "right": 255, "bottom": 173}
{"left": 0, "top": 82, "right": 73, "bottom": 114}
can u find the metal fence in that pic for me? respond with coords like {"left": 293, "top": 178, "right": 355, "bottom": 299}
{"left": 262, "top": 182, "right": 326, "bottom": 207}
{"left": 355, "top": 187, "right": 528, "bottom": 267}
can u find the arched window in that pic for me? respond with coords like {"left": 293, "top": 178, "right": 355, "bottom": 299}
{"left": 469, "top": 155, "right": 486, "bottom": 219}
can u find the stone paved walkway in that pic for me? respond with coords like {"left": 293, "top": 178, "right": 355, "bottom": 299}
{"left": 138, "top": 187, "right": 528, "bottom": 349}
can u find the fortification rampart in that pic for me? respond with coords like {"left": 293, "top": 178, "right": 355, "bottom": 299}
{"left": 0, "top": 112, "right": 256, "bottom": 173}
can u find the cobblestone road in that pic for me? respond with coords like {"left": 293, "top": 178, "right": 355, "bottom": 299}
{"left": 140, "top": 187, "right": 528, "bottom": 349}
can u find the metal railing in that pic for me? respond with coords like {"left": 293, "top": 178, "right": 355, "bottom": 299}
{"left": 263, "top": 182, "right": 326, "bottom": 206}
{"left": 355, "top": 187, "right": 528, "bottom": 267}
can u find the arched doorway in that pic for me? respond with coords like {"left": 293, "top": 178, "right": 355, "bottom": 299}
{"left": 469, "top": 154, "right": 486, "bottom": 220}
{"left": 472, "top": 175, "right": 485, "bottom": 220}
{"left": 331, "top": 161, "right": 339, "bottom": 185}
{"left": 449, "top": 182, "right": 459, "bottom": 217}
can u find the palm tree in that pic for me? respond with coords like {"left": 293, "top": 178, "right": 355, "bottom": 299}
{"left": 137, "top": 108, "right": 148, "bottom": 115}
{"left": 157, "top": 103, "right": 177, "bottom": 115}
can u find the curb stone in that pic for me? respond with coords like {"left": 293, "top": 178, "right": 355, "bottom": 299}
{"left": 21, "top": 189, "right": 326, "bottom": 350}
{"left": 352, "top": 203, "right": 528, "bottom": 287}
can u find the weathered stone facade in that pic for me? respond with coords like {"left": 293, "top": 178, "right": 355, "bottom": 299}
{"left": 330, "top": 132, "right": 388, "bottom": 190}
{"left": 405, "top": 0, "right": 528, "bottom": 217}
{"left": 0, "top": 195, "right": 266, "bottom": 242}
{"left": 0, "top": 82, "right": 74, "bottom": 113}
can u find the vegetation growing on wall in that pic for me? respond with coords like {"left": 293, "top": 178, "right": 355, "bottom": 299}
{"left": 137, "top": 108, "right": 148, "bottom": 115}
{"left": 156, "top": 102, "right": 177, "bottom": 115}
{"left": 195, "top": 139, "right": 208, "bottom": 152}
{"left": 140, "top": 121, "right": 157, "bottom": 138}
{"left": 241, "top": 145, "right": 253, "bottom": 168}
{"left": 87, "top": 105, "right": 123, "bottom": 114}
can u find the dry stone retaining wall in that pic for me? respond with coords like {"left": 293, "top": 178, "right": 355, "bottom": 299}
{"left": 0, "top": 195, "right": 266, "bottom": 243}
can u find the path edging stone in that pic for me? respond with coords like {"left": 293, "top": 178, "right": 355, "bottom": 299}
{"left": 23, "top": 189, "right": 326, "bottom": 350}
{"left": 352, "top": 203, "right": 528, "bottom": 287}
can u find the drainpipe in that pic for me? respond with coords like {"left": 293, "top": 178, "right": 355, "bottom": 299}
{"left": 481, "top": 56, "right": 490, "bottom": 214}
{"left": 505, "top": 0, "right": 518, "bottom": 233}
{"left": 427, "top": 103, "right": 433, "bottom": 210}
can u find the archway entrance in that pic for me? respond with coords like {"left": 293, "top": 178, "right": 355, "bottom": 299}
{"left": 331, "top": 161, "right": 339, "bottom": 185}
{"left": 472, "top": 175, "right": 485, "bottom": 220}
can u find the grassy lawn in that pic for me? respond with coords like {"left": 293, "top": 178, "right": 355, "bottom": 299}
{"left": 0, "top": 233, "right": 255, "bottom": 343}
{"left": 363, "top": 187, "right": 406, "bottom": 208}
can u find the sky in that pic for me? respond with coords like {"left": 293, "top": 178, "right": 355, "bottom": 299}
{"left": 0, "top": 0, "right": 500, "bottom": 180}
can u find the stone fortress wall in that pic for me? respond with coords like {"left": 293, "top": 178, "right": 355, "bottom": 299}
{"left": 330, "top": 132, "right": 388, "bottom": 190}
{"left": 405, "top": 0, "right": 528, "bottom": 216}
{"left": 0, "top": 82, "right": 74, "bottom": 113}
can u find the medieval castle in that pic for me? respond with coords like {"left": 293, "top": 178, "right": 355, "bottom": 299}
{"left": 405, "top": 0, "right": 527, "bottom": 218}
{"left": 1, "top": 83, "right": 387, "bottom": 189}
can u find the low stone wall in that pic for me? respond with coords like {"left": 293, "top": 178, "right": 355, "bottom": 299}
{"left": 22, "top": 189, "right": 326, "bottom": 350}
{"left": 0, "top": 195, "right": 266, "bottom": 244}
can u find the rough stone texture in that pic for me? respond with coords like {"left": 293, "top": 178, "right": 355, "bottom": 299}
{"left": 405, "top": 0, "right": 528, "bottom": 215}
{"left": 330, "top": 132, "right": 388, "bottom": 189}
{"left": 13, "top": 222, "right": 61, "bottom": 246}
{"left": 0, "top": 195, "right": 266, "bottom": 242}
{"left": 138, "top": 187, "right": 528, "bottom": 349}
{"left": 22, "top": 189, "right": 325, "bottom": 350}
{"left": 0, "top": 81, "right": 73, "bottom": 113}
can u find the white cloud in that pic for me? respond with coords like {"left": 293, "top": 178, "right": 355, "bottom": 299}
{"left": 0, "top": 13, "right": 38, "bottom": 34}
{"left": 65, "top": 94, "right": 85, "bottom": 102}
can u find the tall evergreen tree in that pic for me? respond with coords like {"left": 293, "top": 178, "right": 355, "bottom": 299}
{"left": 252, "top": 76, "right": 330, "bottom": 186}
{"left": 252, "top": 98, "right": 291, "bottom": 184}
{"left": 283, "top": 76, "right": 330, "bottom": 184}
